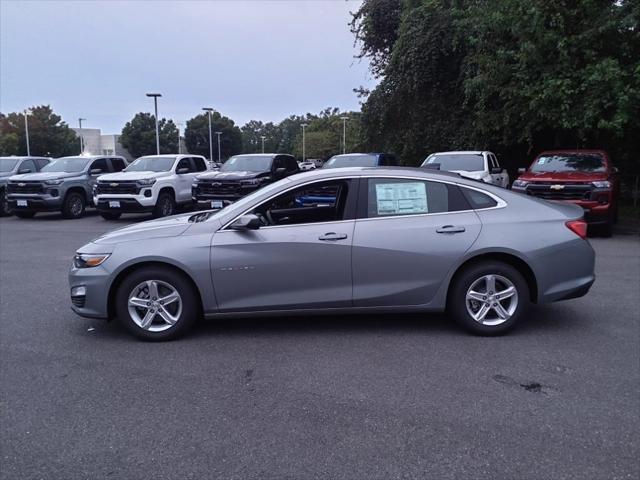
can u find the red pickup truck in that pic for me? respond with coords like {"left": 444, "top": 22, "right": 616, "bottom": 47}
{"left": 512, "top": 149, "right": 619, "bottom": 236}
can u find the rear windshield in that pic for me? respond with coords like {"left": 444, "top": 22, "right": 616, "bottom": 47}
{"left": 41, "top": 157, "right": 91, "bottom": 173}
{"left": 530, "top": 153, "right": 606, "bottom": 173}
{"left": 422, "top": 154, "right": 485, "bottom": 172}
{"left": 125, "top": 156, "right": 176, "bottom": 172}
{"left": 0, "top": 158, "right": 20, "bottom": 172}
{"left": 324, "top": 154, "right": 378, "bottom": 168}
{"left": 221, "top": 156, "right": 273, "bottom": 172}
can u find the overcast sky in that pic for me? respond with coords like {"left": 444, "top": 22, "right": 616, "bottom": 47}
{"left": 0, "top": 0, "right": 374, "bottom": 133}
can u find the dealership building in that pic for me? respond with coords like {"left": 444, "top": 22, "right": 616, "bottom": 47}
{"left": 71, "top": 128, "right": 133, "bottom": 162}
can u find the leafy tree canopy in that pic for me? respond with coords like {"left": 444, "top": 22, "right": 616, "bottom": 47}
{"left": 0, "top": 105, "right": 78, "bottom": 157}
{"left": 120, "top": 113, "right": 178, "bottom": 158}
{"left": 184, "top": 111, "right": 242, "bottom": 161}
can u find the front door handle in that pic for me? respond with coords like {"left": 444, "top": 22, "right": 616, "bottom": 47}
{"left": 318, "top": 232, "right": 348, "bottom": 241}
{"left": 436, "top": 225, "right": 466, "bottom": 234}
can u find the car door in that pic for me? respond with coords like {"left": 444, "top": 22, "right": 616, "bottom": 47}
{"left": 174, "top": 157, "right": 196, "bottom": 203}
{"left": 489, "top": 154, "right": 506, "bottom": 187}
{"left": 210, "top": 178, "right": 358, "bottom": 312}
{"left": 352, "top": 177, "right": 482, "bottom": 307}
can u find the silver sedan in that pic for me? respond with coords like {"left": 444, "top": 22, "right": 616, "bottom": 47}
{"left": 69, "top": 167, "right": 595, "bottom": 340}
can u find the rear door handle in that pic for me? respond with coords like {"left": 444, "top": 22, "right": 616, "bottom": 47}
{"left": 318, "top": 232, "right": 348, "bottom": 241}
{"left": 436, "top": 225, "right": 466, "bottom": 234}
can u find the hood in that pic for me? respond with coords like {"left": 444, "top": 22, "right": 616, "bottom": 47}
{"left": 451, "top": 170, "right": 487, "bottom": 180}
{"left": 518, "top": 170, "right": 607, "bottom": 182}
{"left": 97, "top": 171, "right": 169, "bottom": 182}
{"left": 93, "top": 212, "right": 195, "bottom": 245}
{"left": 9, "top": 171, "right": 84, "bottom": 182}
{"left": 0, "top": 171, "right": 13, "bottom": 179}
{"left": 196, "top": 170, "right": 270, "bottom": 181}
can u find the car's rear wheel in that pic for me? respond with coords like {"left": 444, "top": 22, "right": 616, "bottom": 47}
{"left": 115, "top": 266, "right": 199, "bottom": 341}
{"left": 14, "top": 210, "right": 35, "bottom": 219}
{"left": 61, "top": 192, "right": 86, "bottom": 219}
{"left": 100, "top": 211, "right": 122, "bottom": 220}
{"left": 449, "top": 261, "right": 529, "bottom": 335}
{"left": 153, "top": 192, "right": 175, "bottom": 218}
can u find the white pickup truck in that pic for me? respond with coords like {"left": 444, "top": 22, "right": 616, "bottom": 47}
{"left": 94, "top": 154, "right": 209, "bottom": 219}
{"left": 421, "top": 151, "right": 509, "bottom": 188}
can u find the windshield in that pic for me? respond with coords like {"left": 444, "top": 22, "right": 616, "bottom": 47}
{"left": 323, "top": 154, "right": 378, "bottom": 168}
{"left": 41, "top": 157, "right": 90, "bottom": 173}
{"left": 423, "top": 154, "right": 485, "bottom": 172}
{"left": 0, "top": 158, "right": 20, "bottom": 172}
{"left": 125, "top": 156, "right": 176, "bottom": 172}
{"left": 221, "top": 155, "right": 273, "bottom": 172}
{"left": 530, "top": 154, "right": 606, "bottom": 173}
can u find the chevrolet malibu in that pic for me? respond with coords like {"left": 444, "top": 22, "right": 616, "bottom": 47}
{"left": 69, "top": 167, "right": 595, "bottom": 341}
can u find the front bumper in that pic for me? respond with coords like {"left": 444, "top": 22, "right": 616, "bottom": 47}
{"left": 95, "top": 195, "right": 155, "bottom": 213}
{"left": 68, "top": 265, "right": 112, "bottom": 319}
{"left": 7, "top": 194, "right": 63, "bottom": 212}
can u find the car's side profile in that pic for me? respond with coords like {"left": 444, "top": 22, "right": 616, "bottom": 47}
{"left": 69, "top": 167, "right": 595, "bottom": 341}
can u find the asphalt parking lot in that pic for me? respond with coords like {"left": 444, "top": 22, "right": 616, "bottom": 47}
{"left": 1, "top": 211, "right": 638, "bottom": 480}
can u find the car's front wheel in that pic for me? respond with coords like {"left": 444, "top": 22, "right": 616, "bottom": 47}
{"left": 153, "top": 192, "right": 175, "bottom": 218}
{"left": 115, "top": 266, "right": 199, "bottom": 341}
{"left": 61, "top": 192, "right": 86, "bottom": 219}
{"left": 449, "top": 261, "right": 529, "bottom": 335}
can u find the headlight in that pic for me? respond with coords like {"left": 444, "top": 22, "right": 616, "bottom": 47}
{"left": 73, "top": 253, "right": 110, "bottom": 268}
{"left": 591, "top": 180, "right": 611, "bottom": 189}
{"left": 44, "top": 179, "right": 64, "bottom": 185}
{"left": 241, "top": 179, "right": 261, "bottom": 186}
{"left": 137, "top": 178, "right": 156, "bottom": 186}
{"left": 512, "top": 179, "right": 529, "bottom": 188}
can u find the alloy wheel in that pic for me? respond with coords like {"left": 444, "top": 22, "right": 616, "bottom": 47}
{"left": 127, "top": 280, "right": 182, "bottom": 332}
{"left": 465, "top": 274, "right": 518, "bottom": 326}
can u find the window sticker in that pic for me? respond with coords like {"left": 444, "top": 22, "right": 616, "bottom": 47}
{"left": 375, "top": 182, "right": 428, "bottom": 215}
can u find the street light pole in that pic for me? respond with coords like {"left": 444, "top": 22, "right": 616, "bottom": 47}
{"left": 78, "top": 118, "right": 86, "bottom": 154}
{"left": 176, "top": 122, "right": 183, "bottom": 154}
{"left": 202, "top": 108, "right": 214, "bottom": 163}
{"left": 24, "top": 109, "right": 31, "bottom": 156}
{"left": 301, "top": 123, "right": 308, "bottom": 161}
{"left": 340, "top": 116, "right": 349, "bottom": 154}
{"left": 260, "top": 135, "right": 266, "bottom": 154}
{"left": 215, "top": 132, "right": 222, "bottom": 163}
{"left": 146, "top": 93, "right": 162, "bottom": 155}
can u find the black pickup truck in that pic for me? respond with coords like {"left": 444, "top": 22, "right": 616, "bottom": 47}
{"left": 192, "top": 153, "right": 299, "bottom": 210}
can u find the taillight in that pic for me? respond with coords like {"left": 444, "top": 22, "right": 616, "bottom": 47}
{"left": 566, "top": 220, "right": 588, "bottom": 239}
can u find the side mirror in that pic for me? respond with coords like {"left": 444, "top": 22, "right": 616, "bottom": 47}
{"left": 491, "top": 167, "right": 502, "bottom": 174}
{"left": 18, "top": 168, "right": 32, "bottom": 174}
{"left": 177, "top": 167, "right": 190, "bottom": 174}
{"left": 275, "top": 167, "right": 287, "bottom": 176}
{"left": 229, "top": 214, "right": 261, "bottom": 230}
{"left": 517, "top": 167, "right": 526, "bottom": 174}
{"left": 90, "top": 168, "right": 103, "bottom": 175}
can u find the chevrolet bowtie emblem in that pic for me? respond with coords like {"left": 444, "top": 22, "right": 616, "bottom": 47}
{"left": 110, "top": 183, "right": 118, "bottom": 187}
{"left": 550, "top": 184, "right": 565, "bottom": 190}
{"left": 18, "top": 183, "right": 25, "bottom": 187}
{"left": 212, "top": 182, "right": 222, "bottom": 187}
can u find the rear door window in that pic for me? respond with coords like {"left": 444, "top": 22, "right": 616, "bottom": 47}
{"left": 110, "top": 158, "right": 127, "bottom": 172}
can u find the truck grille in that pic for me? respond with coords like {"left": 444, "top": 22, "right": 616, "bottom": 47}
{"left": 7, "top": 182, "right": 44, "bottom": 194}
{"left": 195, "top": 181, "right": 242, "bottom": 196}
{"left": 526, "top": 183, "right": 592, "bottom": 201}
{"left": 96, "top": 181, "right": 140, "bottom": 195}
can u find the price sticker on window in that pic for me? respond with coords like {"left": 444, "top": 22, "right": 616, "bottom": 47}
{"left": 375, "top": 182, "right": 428, "bottom": 215}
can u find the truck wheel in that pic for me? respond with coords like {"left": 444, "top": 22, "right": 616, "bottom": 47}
{"left": 100, "top": 211, "right": 122, "bottom": 220}
{"left": 61, "top": 192, "right": 86, "bottom": 219}
{"left": 115, "top": 266, "right": 199, "bottom": 341}
{"left": 0, "top": 189, "right": 12, "bottom": 216}
{"left": 448, "top": 261, "right": 529, "bottom": 336}
{"left": 14, "top": 211, "right": 36, "bottom": 219}
{"left": 153, "top": 192, "right": 175, "bottom": 218}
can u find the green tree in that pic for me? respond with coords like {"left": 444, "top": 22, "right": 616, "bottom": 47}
{"left": 241, "top": 120, "right": 282, "bottom": 153}
{"left": 184, "top": 112, "right": 242, "bottom": 161}
{"left": 119, "top": 113, "right": 178, "bottom": 158}
{"left": 0, "top": 105, "right": 78, "bottom": 157}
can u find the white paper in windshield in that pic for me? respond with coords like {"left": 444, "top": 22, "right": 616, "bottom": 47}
{"left": 375, "top": 182, "right": 428, "bottom": 215}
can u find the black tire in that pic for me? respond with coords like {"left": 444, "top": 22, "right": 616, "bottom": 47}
{"left": 100, "top": 211, "right": 122, "bottom": 220}
{"left": 0, "top": 189, "right": 12, "bottom": 216}
{"left": 115, "top": 266, "right": 199, "bottom": 341}
{"left": 153, "top": 192, "right": 175, "bottom": 218}
{"left": 448, "top": 261, "right": 529, "bottom": 336}
{"left": 61, "top": 192, "right": 86, "bottom": 219}
{"left": 14, "top": 210, "right": 36, "bottom": 219}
